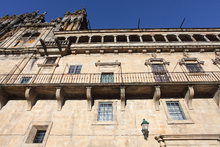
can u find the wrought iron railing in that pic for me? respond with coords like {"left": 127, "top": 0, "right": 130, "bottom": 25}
{"left": 0, "top": 72, "right": 219, "bottom": 85}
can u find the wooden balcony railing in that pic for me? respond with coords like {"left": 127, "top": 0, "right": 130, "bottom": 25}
{"left": 0, "top": 72, "right": 219, "bottom": 85}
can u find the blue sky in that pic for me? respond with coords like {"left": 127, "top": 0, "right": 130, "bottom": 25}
{"left": 1, "top": 0, "right": 220, "bottom": 29}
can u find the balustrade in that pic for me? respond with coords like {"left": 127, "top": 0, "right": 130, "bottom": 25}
{"left": 0, "top": 72, "right": 219, "bottom": 85}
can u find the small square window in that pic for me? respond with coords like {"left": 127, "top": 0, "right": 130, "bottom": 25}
{"left": 33, "top": 130, "right": 46, "bottom": 143}
{"left": 25, "top": 125, "right": 49, "bottom": 144}
{"left": 45, "top": 57, "right": 57, "bottom": 65}
{"left": 101, "top": 73, "right": 114, "bottom": 83}
{"left": 98, "top": 102, "right": 113, "bottom": 121}
{"left": 166, "top": 101, "right": 186, "bottom": 120}
{"left": 185, "top": 63, "right": 204, "bottom": 73}
{"left": 68, "top": 65, "right": 82, "bottom": 74}
{"left": 20, "top": 77, "right": 31, "bottom": 84}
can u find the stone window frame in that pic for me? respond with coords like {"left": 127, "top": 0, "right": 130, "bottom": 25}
{"left": 92, "top": 100, "right": 118, "bottom": 125}
{"left": 161, "top": 99, "right": 194, "bottom": 125}
{"left": 145, "top": 58, "right": 170, "bottom": 78}
{"left": 145, "top": 58, "right": 170, "bottom": 66}
{"left": 13, "top": 31, "right": 41, "bottom": 47}
{"left": 179, "top": 57, "right": 205, "bottom": 73}
{"left": 23, "top": 121, "right": 52, "bottom": 147}
{"left": 68, "top": 65, "right": 82, "bottom": 74}
{"left": 38, "top": 56, "right": 60, "bottom": 67}
{"left": 95, "top": 60, "right": 121, "bottom": 74}
{"left": 97, "top": 102, "right": 113, "bottom": 121}
{"left": 166, "top": 101, "right": 186, "bottom": 120}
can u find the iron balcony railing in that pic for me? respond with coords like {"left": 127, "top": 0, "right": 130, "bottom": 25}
{"left": 0, "top": 72, "right": 220, "bottom": 85}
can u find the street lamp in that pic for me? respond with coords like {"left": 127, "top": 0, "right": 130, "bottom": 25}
{"left": 141, "top": 118, "right": 149, "bottom": 140}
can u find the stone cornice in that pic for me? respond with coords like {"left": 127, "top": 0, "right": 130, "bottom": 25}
{"left": 54, "top": 28, "right": 220, "bottom": 35}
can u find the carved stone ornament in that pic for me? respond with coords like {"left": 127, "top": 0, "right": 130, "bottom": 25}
{"left": 145, "top": 58, "right": 170, "bottom": 65}
{"left": 179, "top": 57, "right": 204, "bottom": 65}
{"left": 95, "top": 60, "right": 121, "bottom": 66}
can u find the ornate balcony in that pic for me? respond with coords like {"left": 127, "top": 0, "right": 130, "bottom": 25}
{"left": 0, "top": 72, "right": 219, "bottom": 110}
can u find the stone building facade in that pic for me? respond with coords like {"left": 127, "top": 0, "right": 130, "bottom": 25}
{"left": 0, "top": 9, "right": 220, "bottom": 147}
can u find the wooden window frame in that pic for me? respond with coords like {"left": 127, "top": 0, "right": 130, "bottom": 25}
{"left": 68, "top": 65, "right": 82, "bottom": 74}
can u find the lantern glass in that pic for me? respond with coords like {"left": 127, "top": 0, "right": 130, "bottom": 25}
{"left": 141, "top": 123, "right": 149, "bottom": 130}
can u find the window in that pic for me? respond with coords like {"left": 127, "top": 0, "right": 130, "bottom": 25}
{"left": 154, "top": 34, "right": 166, "bottom": 42}
{"left": 185, "top": 63, "right": 204, "bottom": 73}
{"left": 166, "top": 34, "right": 179, "bottom": 42}
{"left": 178, "top": 34, "right": 193, "bottom": 42}
{"left": 98, "top": 102, "right": 113, "bottom": 121}
{"left": 24, "top": 122, "right": 52, "bottom": 145}
{"left": 68, "top": 65, "right": 82, "bottom": 74}
{"left": 20, "top": 77, "right": 31, "bottom": 84}
{"left": 33, "top": 130, "right": 46, "bottom": 143}
{"left": 25, "top": 124, "right": 50, "bottom": 144}
{"left": 166, "top": 101, "right": 186, "bottom": 120}
{"left": 45, "top": 57, "right": 57, "bottom": 65}
{"left": 151, "top": 64, "right": 169, "bottom": 82}
{"left": 104, "top": 35, "right": 114, "bottom": 42}
{"left": 101, "top": 73, "right": 114, "bottom": 83}
{"left": 14, "top": 32, "right": 40, "bottom": 47}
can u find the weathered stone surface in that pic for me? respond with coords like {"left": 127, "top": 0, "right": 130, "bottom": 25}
{"left": 0, "top": 9, "right": 220, "bottom": 147}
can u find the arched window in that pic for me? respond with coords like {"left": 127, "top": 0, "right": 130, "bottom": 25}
{"left": 154, "top": 35, "right": 166, "bottom": 42}
{"left": 142, "top": 35, "right": 153, "bottom": 42}
{"left": 78, "top": 36, "right": 89, "bottom": 43}
{"left": 104, "top": 36, "right": 114, "bottom": 42}
{"left": 116, "top": 35, "right": 127, "bottom": 42}
{"left": 67, "top": 36, "right": 77, "bottom": 44}
{"left": 91, "top": 36, "right": 102, "bottom": 43}
{"left": 178, "top": 34, "right": 193, "bottom": 42}
{"left": 129, "top": 35, "right": 140, "bottom": 42}
{"left": 206, "top": 34, "right": 219, "bottom": 41}
{"left": 166, "top": 35, "right": 179, "bottom": 42}
{"left": 192, "top": 34, "right": 206, "bottom": 42}
{"left": 56, "top": 37, "right": 66, "bottom": 40}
